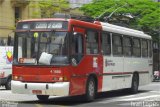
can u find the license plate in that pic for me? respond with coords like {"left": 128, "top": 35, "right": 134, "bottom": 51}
{"left": 32, "top": 90, "right": 42, "bottom": 94}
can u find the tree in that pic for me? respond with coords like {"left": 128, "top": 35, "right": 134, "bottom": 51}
{"left": 80, "top": 0, "right": 160, "bottom": 41}
{"left": 39, "top": 0, "right": 70, "bottom": 18}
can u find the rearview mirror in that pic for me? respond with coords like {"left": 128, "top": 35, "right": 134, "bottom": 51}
{"left": 71, "top": 58, "right": 77, "bottom": 66}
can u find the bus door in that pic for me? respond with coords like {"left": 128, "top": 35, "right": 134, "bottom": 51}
{"left": 70, "top": 26, "right": 86, "bottom": 95}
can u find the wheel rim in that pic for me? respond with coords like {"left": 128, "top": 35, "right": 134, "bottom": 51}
{"left": 88, "top": 80, "right": 95, "bottom": 97}
{"left": 8, "top": 81, "right": 11, "bottom": 89}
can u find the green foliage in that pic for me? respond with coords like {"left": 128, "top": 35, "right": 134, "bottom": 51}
{"left": 39, "top": 0, "right": 70, "bottom": 18}
{"left": 80, "top": 0, "right": 160, "bottom": 40}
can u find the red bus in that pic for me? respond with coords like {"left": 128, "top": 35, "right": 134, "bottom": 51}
{"left": 11, "top": 18, "right": 152, "bottom": 101}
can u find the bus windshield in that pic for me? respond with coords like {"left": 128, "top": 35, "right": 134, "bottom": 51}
{"left": 14, "top": 31, "right": 69, "bottom": 65}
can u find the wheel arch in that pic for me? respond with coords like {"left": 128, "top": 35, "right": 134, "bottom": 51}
{"left": 132, "top": 71, "right": 139, "bottom": 85}
{"left": 6, "top": 74, "right": 12, "bottom": 81}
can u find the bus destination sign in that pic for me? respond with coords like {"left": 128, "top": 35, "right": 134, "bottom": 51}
{"left": 17, "top": 21, "right": 68, "bottom": 30}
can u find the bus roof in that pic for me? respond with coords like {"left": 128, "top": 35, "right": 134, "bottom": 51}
{"left": 100, "top": 22, "right": 151, "bottom": 40}
{"left": 17, "top": 18, "right": 151, "bottom": 40}
{"left": 18, "top": 18, "right": 67, "bottom": 22}
{"left": 69, "top": 19, "right": 102, "bottom": 30}
{"left": 17, "top": 18, "right": 102, "bottom": 31}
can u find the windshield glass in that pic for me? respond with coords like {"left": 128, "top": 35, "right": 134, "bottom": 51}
{"left": 14, "top": 31, "right": 69, "bottom": 65}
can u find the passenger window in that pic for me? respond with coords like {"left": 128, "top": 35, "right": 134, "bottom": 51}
{"left": 133, "top": 38, "right": 141, "bottom": 57}
{"left": 123, "top": 37, "right": 132, "bottom": 56}
{"left": 86, "top": 31, "right": 99, "bottom": 54}
{"left": 101, "top": 32, "right": 111, "bottom": 55}
{"left": 148, "top": 40, "right": 152, "bottom": 57}
{"left": 112, "top": 34, "right": 122, "bottom": 56}
{"left": 142, "top": 40, "right": 148, "bottom": 57}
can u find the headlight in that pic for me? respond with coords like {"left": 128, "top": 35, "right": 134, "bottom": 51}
{"left": 13, "top": 76, "right": 23, "bottom": 81}
{"left": 52, "top": 76, "right": 68, "bottom": 81}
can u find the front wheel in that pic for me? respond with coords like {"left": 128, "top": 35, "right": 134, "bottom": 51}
{"left": 37, "top": 95, "right": 49, "bottom": 101}
{"left": 85, "top": 77, "right": 96, "bottom": 101}
{"left": 5, "top": 77, "right": 11, "bottom": 90}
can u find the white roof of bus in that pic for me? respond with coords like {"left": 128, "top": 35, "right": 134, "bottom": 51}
{"left": 101, "top": 22, "right": 151, "bottom": 40}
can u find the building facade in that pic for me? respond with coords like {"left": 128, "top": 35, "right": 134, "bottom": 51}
{"left": 69, "top": 0, "right": 92, "bottom": 8}
{"left": 0, "top": 0, "right": 40, "bottom": 45}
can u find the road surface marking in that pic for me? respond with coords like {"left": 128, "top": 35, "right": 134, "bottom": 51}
{"left": 121, "top": 95, "right": 160, "bottom": 101}
{"left": 35, "top": 104, "right": 44, "bottom": 107}
{"left": 150, "top": 91, "right": 160, "bottom": 93}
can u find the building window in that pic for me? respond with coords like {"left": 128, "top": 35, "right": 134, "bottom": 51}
{"left": 86, "top": 30, "right": 99, "bottom": 54}
{"left": 101, "top": 32, "right": 111, "bottom": 55}
{"left": 15, "top": 7, "right": 21, "bottom": 24}
{"left": 123, "top": 36, "right": 132, "bottom": 56}
{"left": 133, "top": 38, "right": 141, "bottom": 57}
{"left": 112, "top": 33, "right": 123, "bottom": 56}
{"left": 0, "top": 38, "right": 7, "bottom": 46}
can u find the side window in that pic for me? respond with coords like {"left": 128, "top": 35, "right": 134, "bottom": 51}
{"left": 101, "top": 32, "right": 111, "bottom": 55}
{"left": 123, "top": 36, "right": 132, "bottom": 56}
{"left": 148, "top": 40, "right": 152, "bottom": 57}
{"left": 86, "top": 30, "right": 99, "bottom": 54}
{"left": 142, "top": 40, "right": 148, "bottom": 57}
{"left": 112, "top": 34, "right": 123, "bottom": 56}
{"left": 133, "top": 38, "right": 141, "bottom": 57}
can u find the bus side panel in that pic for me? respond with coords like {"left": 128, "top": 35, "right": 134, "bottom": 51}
{"left": 102, "top": 56, "right": 124, "bottom": 92}
{"left": 124, "top": 58, "right": 152, "bottom": 87}
{"left": 102, "top": 56, "right": 152, "bottom": 92}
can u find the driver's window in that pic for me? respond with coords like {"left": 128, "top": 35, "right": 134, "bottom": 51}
{"left": 72, "top": 33, "right": 84, "bottom": 64}
{"left": 75, "top": 34, "right": 83, "bottom": 54}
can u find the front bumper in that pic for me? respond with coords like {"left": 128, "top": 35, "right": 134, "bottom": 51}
{"left": 11, "top": 80, "right": 70, "bottom": 96}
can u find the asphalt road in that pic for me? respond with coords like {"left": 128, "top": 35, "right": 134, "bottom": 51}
{"left": 0, "top": 82, "right": 160, "bottom": 107}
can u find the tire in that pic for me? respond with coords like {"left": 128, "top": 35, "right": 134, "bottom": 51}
{"left": 85, "top": 77, "right": 96, "bottom": 101}
{"left": 5, "top": 77, "right": 11, "bottom": 90}
{"left": 37, "top": 95, "right": 49, "bottom": 101}
{"left": 130, "top": 74, "right": 139, "bottom": 94}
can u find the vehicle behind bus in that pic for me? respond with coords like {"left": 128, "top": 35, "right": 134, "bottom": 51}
{"left": 0, "top": 46, "right": 13, "bottom": 90}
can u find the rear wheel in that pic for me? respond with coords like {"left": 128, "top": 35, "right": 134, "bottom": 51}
{"left": 85, "top": 77, "right": 96, "bottom": 101}
{"left": 130, "top": 74, "right": 139, "bottom": 94}
{"left": 37, "top": 95, "right": 49, "bottom": 101}
{"left": 5, "top": 77, "right": 11, "bottom": 90}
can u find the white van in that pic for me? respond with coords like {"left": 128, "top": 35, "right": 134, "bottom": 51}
{"left": 0, "top": 46, "right": 13, "bottom": 90}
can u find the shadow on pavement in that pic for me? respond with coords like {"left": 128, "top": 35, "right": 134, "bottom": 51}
{"left": 17, "top": 89, "right": 150, "bottom": 106}
{"left": 95, "top": 89, "right": 149, "bottom": 102}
